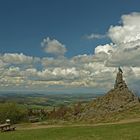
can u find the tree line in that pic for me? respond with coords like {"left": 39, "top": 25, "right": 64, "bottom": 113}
{"left": 0, "top": 102, "right": 84, "bottom": 124}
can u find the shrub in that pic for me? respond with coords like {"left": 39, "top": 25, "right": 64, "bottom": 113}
{"left": 0, "top": 102, "right": 28, "bottom": 124}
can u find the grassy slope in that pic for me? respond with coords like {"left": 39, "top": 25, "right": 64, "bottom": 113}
{"left": 0, "top": 122, "right": 140, "bottom": 140}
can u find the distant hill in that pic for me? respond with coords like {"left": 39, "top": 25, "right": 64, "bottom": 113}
{"left": 79, "top": 68, "right": 140, "bottom": 122}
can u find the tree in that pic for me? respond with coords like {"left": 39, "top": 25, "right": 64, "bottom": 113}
{"left": 0, "top": 102, "right": 28, "bottom": 123}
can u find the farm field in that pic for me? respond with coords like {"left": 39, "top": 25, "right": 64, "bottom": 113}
{"left": 0, "top": 92, "right": 100, "bottom": 108}
{"left": 0, "top": 121, "right": 140, "bottom": 140}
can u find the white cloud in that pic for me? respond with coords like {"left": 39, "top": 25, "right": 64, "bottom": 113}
{"left": 95, "top": 44, "right": 115, "bottom": 55}
{"left": 108, "top": 12, "right": 140, "bottom": 44}
{"left": 41, "top": 37, "right": 67, "bottom": 57}
{"left": 105, "top": 42, "right": 140, "bottom": 67}
{"left": 1, "top": 53, "right": 37, "bottom": 65}
{"left": 0, "top": 59, "right": 6, "bottom": 68}
{"left": 106, "top": 12, "right": 140, "bottom": 67}
{"left": 0, "top": 54, "right": 116, "bottom": 90}
{"left": 41, "top": 57, "right": 72, "bottom": 68}
{"left": 85, "top": 33, "right": 106, "bottom": 40}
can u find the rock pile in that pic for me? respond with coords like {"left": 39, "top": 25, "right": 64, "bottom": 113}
{"left": 80, "top": 68, "right": 140, "bottom": 121}
{"left": 104, "top": 67, "right": 140, "bottom": 111}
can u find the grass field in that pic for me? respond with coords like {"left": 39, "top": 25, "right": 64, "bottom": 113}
{"left": 0, "top": 122, "right": 140, "bottom": 140}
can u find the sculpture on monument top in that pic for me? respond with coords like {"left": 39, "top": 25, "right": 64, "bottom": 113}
{"left": 114, "top": 67, "right": 127, "bottom": 89}
{"left": 118, "top": 67, "right": 123, "bottom": 73}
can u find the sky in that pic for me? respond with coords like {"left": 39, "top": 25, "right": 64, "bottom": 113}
{"left": 0, "top": 0, "right": 140, "bottom": 93}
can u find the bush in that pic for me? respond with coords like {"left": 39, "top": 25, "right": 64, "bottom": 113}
{"left": 0, "top": 102, "right": 28, "bottom": 124}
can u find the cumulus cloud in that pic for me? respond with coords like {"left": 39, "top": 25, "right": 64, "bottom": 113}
{"left": 108, "top": 12, "right": 140, "bottom": 44}
{"left": 41, "top": 37, "right": 67, "bottom": 57}
{"left": 95, "top": 44, "right": 115, "bottom": 55}
{"left": 0, "top": 52, "right": 116, "bottom": 90}
{"left": 105, "top": 42, "right": 140, "bottom": 67}
{"left": 0, "top": 59, "right": 6, "bottom": 68}
{"left": 41, "top": 57, "right": 72, "bottom": 68}
{"left": 1, "top": 53, "right": 33, "bottom": 64}
{"left": 105, "top": 12, "right": 140, "bottom": 67}
{"left": 0, "top": 53, "right": 40, "bottom": 68}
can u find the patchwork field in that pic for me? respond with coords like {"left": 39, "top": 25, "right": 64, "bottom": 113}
{"left": 0, "top": 121, "right": 140, "bottom": 140}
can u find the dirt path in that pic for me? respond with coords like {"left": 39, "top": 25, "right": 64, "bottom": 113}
{"left": 16, "top": 117, "right": 140, "bottom": 130}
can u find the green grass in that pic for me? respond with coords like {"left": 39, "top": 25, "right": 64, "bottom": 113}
{"left": 1, "top": 122, "right": 140, "bottom": 140}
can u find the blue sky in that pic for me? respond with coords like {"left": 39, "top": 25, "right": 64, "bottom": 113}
{"left": 0, "top": 0, "right": 139, "bottom": 57}
{"left": 0, "top": 0, "right": 140, "bottom": 93}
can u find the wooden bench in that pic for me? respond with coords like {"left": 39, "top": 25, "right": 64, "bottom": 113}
{"left": 0, "top": 124, "right": 16, "bottom": 132}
